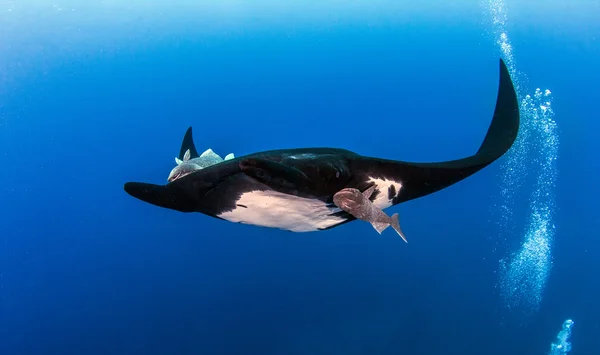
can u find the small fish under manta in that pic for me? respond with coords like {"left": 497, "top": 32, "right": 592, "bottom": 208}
{"left": 167, "top": 126, "right": 235, "bottom": 182}
{"left": 333, "top": 186, "right": 407, "bottom": 242}
{"left": 124, "top": 59, "right": 520, "bottom": 241}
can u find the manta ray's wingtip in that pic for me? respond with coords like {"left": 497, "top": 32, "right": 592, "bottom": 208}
{"left": 178, "top": 126, "right": 200, "bottom": 161}
{"left": 124, "top": 182, "right": 160, "bottom": 203}
{"left": 473, "top": 56, "right": 520, "bottom": 161}
{"left": 124, "top": 181, "right": 197, "bottom": 213}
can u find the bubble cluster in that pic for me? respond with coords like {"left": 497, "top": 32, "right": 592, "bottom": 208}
{"left": 548, "top": 319, "right": 575, "bottom": 355}
{"left": 499, "top": 88, "right": 558, "bottom": 311}
{"left": 498, "top": 208, "right": 553, "bottom": 310}
{"left": 485, "top": 0, "right": 559, "bottom": 311}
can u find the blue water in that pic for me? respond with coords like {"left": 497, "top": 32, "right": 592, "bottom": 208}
{"left": 0, "top": 1, "right": 597, "bottom": 354}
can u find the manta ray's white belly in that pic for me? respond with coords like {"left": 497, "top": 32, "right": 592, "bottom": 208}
{"left": 217, "top": 190, "right": 346, "bottom": 232}
{"left": 217, "top": 177, "right": 403, "bottom": 232}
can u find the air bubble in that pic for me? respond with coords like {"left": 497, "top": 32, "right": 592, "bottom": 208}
{"left": 485, "top": 0, "right": 559, "bottom": 312}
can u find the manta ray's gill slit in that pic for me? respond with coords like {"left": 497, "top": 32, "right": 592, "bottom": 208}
{"left": 484, "top": 0, "right": 560, "bottom": 312}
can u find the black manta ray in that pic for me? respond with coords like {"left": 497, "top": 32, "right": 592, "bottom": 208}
{"left": 124, "top": 59, "right": 519, "bottom": 234}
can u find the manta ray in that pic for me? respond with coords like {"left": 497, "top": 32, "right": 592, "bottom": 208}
{"left": 124, "top": 59, "right": 519, "bottom": 235}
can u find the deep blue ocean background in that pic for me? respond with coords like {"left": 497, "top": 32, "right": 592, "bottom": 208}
{"left": 0, "top": 1, "right": 598, "bottom": 354}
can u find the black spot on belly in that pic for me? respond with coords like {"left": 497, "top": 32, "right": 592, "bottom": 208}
{"left": 237, "top": 204, "right": 248, "bottom": 208}
{"left": 329, "top": 210, "right": 352, "bottom": 219}
{"left": 388, "top": 185, "right": 397, "bottom": 200}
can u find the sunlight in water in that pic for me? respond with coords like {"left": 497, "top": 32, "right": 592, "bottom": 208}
{"left": 484, "top": 0, "right": 559, "bottom": 312}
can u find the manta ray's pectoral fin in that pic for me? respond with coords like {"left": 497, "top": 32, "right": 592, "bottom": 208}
{"left": 224, "top": 153, "right": 235, "bottom": 161}
{"left": 351, "top": 59, "right": 520, "bottom": 206}
{"left": 177, "top": 127, "right": 200, "bottom": 162}
{"left": 239, "top": 158, "right": 313, "bottom": 193}
{"left": 124, "top": 182, "right": 198, "bottom": 213}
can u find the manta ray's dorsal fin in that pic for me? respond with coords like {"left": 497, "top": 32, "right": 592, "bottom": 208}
{"left": 224, "top": 153, "right": 235, "bottom": 160}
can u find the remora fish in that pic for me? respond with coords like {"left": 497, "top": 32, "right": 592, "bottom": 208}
{"left": 167, "top": 127, "right": 235, "bottom": 182}
{"left": 333, "top": 186, "right": 407, "bottom": 242}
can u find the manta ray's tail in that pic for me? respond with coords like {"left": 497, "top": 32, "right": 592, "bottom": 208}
{"left": 178, "top": 126, "right": 200, "bottom": 162}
